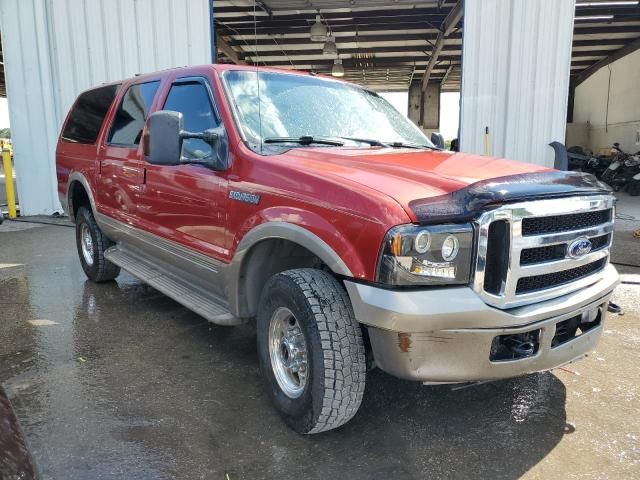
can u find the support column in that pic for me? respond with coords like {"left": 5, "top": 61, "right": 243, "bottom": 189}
{"left": 408, "top": 81, "right": 440, "bottom": 134}
{"left": 459, "top": 0, "right": 575, "bottom": 167}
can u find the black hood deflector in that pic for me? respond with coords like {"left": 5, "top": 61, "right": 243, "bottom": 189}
{"left": 408, "top": 170, "right": 612, "bottom": 224}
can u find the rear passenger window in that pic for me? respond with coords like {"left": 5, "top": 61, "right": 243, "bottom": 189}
{"left": 163, "top": 81, "right": 219, "bottom": 160}
{"left": 108, "top": 81, "right": 160, "bottom": 146}
{"left": 62, "top": 84, "right": 119, "bottom": 144}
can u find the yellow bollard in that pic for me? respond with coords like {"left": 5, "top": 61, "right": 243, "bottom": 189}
{"left": 2, "top": 148, "right": 17, "bottom": 219}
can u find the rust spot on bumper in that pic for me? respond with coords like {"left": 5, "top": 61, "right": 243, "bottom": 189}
{"left": 397, "top": 332, "right": 412, "bottom": 353}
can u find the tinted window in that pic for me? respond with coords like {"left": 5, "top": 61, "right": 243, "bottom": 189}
{"left": 108, "top": 81, "right": 160, "bottom": 146}
{"left": 163, "top": 81, "right": 218, "bottom": 160}
{"left": 62, "top": 85, "right": 119, "bottom": 144}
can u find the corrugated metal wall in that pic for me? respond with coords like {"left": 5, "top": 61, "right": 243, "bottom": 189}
{"left": 0, "top": 0, "right": 212, "bottom": 215}
{"left": 459, "top": 0, "right": 575, "bottom": 167}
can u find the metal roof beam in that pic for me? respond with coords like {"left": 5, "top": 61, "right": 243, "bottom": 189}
{"left": 216, "top": 22, "right": 458, "bottom": 36}
{"left": 421, "top": 0, "right": 463, "bottom": 91}
{"left": 251, "top": 55, "right": 462, "bottom": 67}
{"left": 240, "top": 44, "right": 463, "bottom": 59}
{"left": 215, "top": 7, "right": 455, "bottom": 24}
{"left": 572, "top": 36, "right": 640, "bottom": 86}
{"left": 228, "top": 32, "right": 462, "bottom": 46}
{"left": 213, "top": 0, "right": 636, "bottom": 15}
{"left": 238, "top": 45, "right": 619, "bottom": 60}
{"left": 574, "top": 24, "right": 640, "bottom": 35}
{"left": 215, "top": 33, "right": 246, "bottom": 64}
{"left": 440, "top": 64, "right": 454, "bottom": 86}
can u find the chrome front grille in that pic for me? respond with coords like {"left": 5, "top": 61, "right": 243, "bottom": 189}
{"left": 474, "top": 195, "right": 615, "bottom": 309}
{"left": 521, "top": 209, "right": 612, "bottom": 236}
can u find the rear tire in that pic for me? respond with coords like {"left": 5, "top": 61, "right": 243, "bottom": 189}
{"left": 75, "top": 206, "right": 120, "bottom": 282}
{"left": 257, "top": 268, "right": 366, "bottom": 434}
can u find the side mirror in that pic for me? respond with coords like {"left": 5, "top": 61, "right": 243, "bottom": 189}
{"left": 144, "top": 110, "right": 227, "bottom": 170}
{"left": 145, "top": 110, "right": 184, "bottom": 166}
{"left": 430, "top": 132, "right": 445, "bottom": 149}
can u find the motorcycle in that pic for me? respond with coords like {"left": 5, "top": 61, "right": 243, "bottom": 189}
{"left": 601, "top": 143, "right": 640, "bottom": 192}
{"left": 565, "top": 145, "right": 610, "bottom": 178}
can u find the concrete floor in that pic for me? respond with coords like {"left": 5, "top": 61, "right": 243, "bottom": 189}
{"left": 0, "top": 212, "right": 639, "bottom": 480}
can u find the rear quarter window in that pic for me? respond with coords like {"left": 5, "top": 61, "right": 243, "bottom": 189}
{"left": 62, "top": 84, "right": 120, "bottom": 144}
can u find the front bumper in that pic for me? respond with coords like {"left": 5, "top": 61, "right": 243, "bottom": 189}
{"left": 344, "top": 264, "right": 619, "bottom": 383}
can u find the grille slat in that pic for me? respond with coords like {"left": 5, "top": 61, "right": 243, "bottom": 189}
{"left": 521, "top": 209, "right": 612, "bottom": 236}
{"left": 484, "top": 220, "right": 510, "bottom": 295}
{"left": 516, "top": 259, "right": 607, "bottom": 294}
{"left": 520, "top": 233, "right": 611, "bottom": 265}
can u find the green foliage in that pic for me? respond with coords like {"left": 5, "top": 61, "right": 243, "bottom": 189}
{"left": 0, "top": 128, "right": 10, "bottom": 139}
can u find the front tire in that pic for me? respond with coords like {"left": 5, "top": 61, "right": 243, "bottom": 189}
{"left": 75, "top": 206, "right": 120, "bottom": 282}
{"left": 257, "top": 269, "right": 366, "bottom": 434}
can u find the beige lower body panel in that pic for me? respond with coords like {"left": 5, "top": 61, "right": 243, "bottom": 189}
{"left": 345, "top": 266, "right": 618, "bottom": 383}
{"left": 367, "top": 301, "right": 607, "bottom": 383}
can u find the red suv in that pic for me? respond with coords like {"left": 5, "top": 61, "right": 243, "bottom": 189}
{"left": 57, "top": 65, "right": 619, "bottom": 433}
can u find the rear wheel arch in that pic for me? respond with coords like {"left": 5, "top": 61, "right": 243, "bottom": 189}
{"left": 67, "top": 172, "right": 97, "bottom": 221}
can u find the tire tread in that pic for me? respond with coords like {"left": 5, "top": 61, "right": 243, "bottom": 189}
{"left": 281, "top": 268, "right": 366, "bottom": 433}
{"left": 77, "top": 206, "right": 120, "bottom": 282}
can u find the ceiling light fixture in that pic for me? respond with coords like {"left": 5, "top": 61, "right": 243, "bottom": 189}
{"left": 310, "top": 15, "right": 328, "bottom": 42}
{"left": 323, "top": 36, "right": 338, "bottom": 56}
{"left": 332, "top": 58, "right": 345, "bottom": 77}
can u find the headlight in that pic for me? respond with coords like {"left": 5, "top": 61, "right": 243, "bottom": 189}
{"left": 376, "top": 224, "right": 474, "bottom": 286}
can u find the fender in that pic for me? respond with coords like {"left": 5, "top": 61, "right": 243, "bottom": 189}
{"left": 227, "top": 221, "right": 353, "bottom": 318}
{"left": 66, "top": 171, "right": 98, "bottom": 221}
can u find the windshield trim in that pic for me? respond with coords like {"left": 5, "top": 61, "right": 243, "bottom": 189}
{"left": 219, "top": 68, "right": 434, "bottom": 155}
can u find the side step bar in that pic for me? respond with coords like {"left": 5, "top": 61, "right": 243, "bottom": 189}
{"left": 105, "top": 246, "right": 243, "bottom": 326}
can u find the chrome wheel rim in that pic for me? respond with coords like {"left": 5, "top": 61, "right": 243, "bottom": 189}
{"left": 80, "top": 223, "right": 94, "bottom": 266}
{"left": 268, "top": 307, "right": 308, "bottom": 399}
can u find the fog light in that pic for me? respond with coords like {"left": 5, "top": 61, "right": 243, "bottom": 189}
{"left": 441, "top": 235, "right": 459, "bottom": 261}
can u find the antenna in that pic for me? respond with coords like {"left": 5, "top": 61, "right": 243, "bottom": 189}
{"left": 254, "top": 0, "right": 263, "bottom": 153}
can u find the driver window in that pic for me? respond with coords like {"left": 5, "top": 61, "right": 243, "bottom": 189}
{"left": 163, "top": 81, "right": 218, "bottom": 160}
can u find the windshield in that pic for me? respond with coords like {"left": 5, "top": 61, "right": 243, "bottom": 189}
{"left": 222, "top": 70, "right": 434, "bottom": 150}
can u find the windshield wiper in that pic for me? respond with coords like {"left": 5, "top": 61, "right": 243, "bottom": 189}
{"left": 263, "top": 136, "right": 345, "bottom": 146}
{"left": 335, "top": 137, "right": 390, "bottom": 147}
{"left": 386, "top": 141, "right": 438, "bottom": 150}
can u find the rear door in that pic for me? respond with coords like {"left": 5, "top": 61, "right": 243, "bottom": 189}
{"left": 137, "top": 76, "right": 230, "bottom": 264}
{"left": 97, "top": 80, "right": 161, "bottom": 223}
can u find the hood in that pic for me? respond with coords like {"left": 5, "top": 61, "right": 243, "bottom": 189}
{"left": 278, "top": 147, "right": 547, "bottom": 202}
{"left": 276, "top": 147, "right": 611, "bottom": 223}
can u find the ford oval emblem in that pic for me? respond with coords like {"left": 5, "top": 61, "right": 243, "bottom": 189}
{"left": 567, "top": 238, "right": 593, "bottom": 259}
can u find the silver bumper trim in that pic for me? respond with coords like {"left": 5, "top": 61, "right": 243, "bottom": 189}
{"left": 344, "top": 265, "right": 618, "bottom": 382}
{"left": 344, "top": 264, "right": 619, "bottom": 333}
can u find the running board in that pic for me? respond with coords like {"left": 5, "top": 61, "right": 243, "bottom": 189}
{"left": 105, "top": 246, "right": 243, "bottom": 326}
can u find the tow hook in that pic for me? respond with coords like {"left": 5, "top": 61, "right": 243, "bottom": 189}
{"left": 490, "top": 330, "right": 541, "bottom": 361}
{"left": 505, "top": 335, "right": 536, "bottom": 357}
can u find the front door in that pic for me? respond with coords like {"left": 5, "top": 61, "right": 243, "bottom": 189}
{"left": 97, "top": 80, "right": 161, "bottom": 223}
{"left": 137, "top": 77, "right": 230, "bottom": 268}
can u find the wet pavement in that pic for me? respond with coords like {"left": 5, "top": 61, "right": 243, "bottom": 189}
{"left": 0, "top": 220, "right": 639, "bottom": 480}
